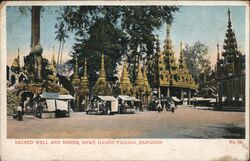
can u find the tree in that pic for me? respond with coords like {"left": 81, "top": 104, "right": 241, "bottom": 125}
{"left": 55, "top": 21, "right": 69, "bottom": 69}
{"left": 57, "top": 6, "right": 179, "bottom": 85}
{"left": 73, "top": 18, "right": 128, "bottom": 79}
{"left": 183, "top": 41, "right": 212, "bottom": 83}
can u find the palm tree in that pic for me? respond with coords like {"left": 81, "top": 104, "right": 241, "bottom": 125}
{"left": 55, "top": 21, "right": 68, "bottom": 70}
{"left": 59, "top": 23, "right": 68, "bottom": 64}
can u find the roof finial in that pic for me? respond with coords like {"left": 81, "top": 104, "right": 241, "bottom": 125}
{"left": 75, "top": 57, "right": 78, "bottom": 77}
{"left": 52, "top": 46, "right": 55, "bottom": 60}
{"left": 217, "top": 43, "right": 220, "bottom": 61}
{"left": 84, "top": 58, "right": 87, "bottom": 77}
{"left": 17, "top": 47, "right": 20, "bottom": 61}
{"left": 180, "top": 42, "right": 183, "bottom": 58}
{"left": 166, "top": 23, "right": 171, "bottom": 39}
{"left": 227, "top": 8, "right": 231, "bottom": 26}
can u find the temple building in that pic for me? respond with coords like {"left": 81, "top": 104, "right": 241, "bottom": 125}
{"left": 216, "top": 9, "right": 245, "bottom": 109}
{"left": 93, "top": 53, "right": 112, "bottom": 96}
{"left": 157, "top": 24, "right": 198, "bottom": 103}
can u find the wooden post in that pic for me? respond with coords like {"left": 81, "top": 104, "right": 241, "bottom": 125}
{"left": 188, "top": 89, "right": 191, "bottom": 105}
{"left": 181, "top": 89, "right": 184, "bottom": 105}
{"left": 158, "top": 87, "right": 161, "bottom": 98}
{"left": 218, "top": 82, "right": 222, "bottom": 108}
{"left": 167, "top": 87, "right": 170, "bottom": 97}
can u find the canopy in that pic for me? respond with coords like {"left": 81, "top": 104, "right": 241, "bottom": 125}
{"left": 130, "top": 96, "right": 141, "bottom": 102}
{"left": 41, "top": 92, "right": 73, "bottom": 100}
{"left": 97, "top": 96, "right": 117, "bottom": 101}
{"left": 172, "top": 97, "right": 181, "bottom": 102}
{"left": 58, "top": 95, "right": 74, "bottom": 100}
{"left": 118, "top": 95, "right": 141, "bottom": 101}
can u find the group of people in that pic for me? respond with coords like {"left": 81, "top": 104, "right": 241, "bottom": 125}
{"left": 156, "top": 100, "right": 175, "bottom": 113}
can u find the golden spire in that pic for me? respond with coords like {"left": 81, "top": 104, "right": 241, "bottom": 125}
{"left": 74, "top": 57, "right": 79, "bottom": 77}
{"left": 11, "top": 48, "right": 21, "bottom": 73}
{"left": 99, "top": 52, "right": 106, "bottom": 78}
{"left": 178, "top": 42, "right": 185, "bottom": 68}
{"left": 134, "top": 62, "right": 144, "bottom": 94}
{"left": 80, "top": 59, "right": 89, "bottom": 96}
{"left": 180, "top": 42, "right": 183, "bottom": 59}
{"left": 84, "top": 59, "right": 87, "bottom": 77}
{"left": 72, "top": 57, "right": 80, "bottom": 94}
{"left": 143, "top": 66, "right": 151, "bottom": 94}
{"left": 50, "top": 46, "right": 56, "bottom": 72}
{"left": 93, "top": 52, "right": 111, "bottom": 95}
{"left": 164, "top": 23, "right": 173, "bottom": 52}
{"left": 52, "top": 46, "right": 55, "bottom": 61}
{"left": 120, "top": 61, "right": 133, "bottom": 95}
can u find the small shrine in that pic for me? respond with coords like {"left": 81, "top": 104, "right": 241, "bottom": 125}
{"left": 72, "top": 58, "right": 81, "bottom": 109}
{"left": 134, "top": 62, "right": 151, "bottom": 106}
{"left": 120, "top": 61, "right": 133, "bottom": 96}
{"left": 134, "top": 62, "right": 145, "bottom": 99}
{"left": 93, "top": 53, "right": 111, "bottom": 96}
{"left": 80, "top": 59, "right": 89, "bottom": 103}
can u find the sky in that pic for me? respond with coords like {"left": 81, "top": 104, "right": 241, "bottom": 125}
{"left": 6, "top": 5, "right": 246, "bottom": 68}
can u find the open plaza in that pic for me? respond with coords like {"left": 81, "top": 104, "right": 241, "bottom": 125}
{"left": 7, "top": 106, "right": 245, "bottom": 139}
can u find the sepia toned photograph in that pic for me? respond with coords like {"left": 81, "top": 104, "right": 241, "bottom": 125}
{"left": 1, "top": 1, "right": 249, "bottom": 160}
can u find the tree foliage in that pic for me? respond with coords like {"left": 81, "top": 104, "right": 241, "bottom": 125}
{"left": 183, "top": 41, "right": 212, "bottom": 83}
{"left": 57, "top": 6, "right": 179, "bottom": 84}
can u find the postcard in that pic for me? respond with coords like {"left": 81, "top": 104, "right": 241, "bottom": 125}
{"left": 0, "top": 1, "right": 249, "bottom": 160}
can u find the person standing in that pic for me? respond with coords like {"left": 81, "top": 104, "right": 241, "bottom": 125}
{"left": 17, "top": 103, "right": 23, "bottom": 121}
{"left": 157, "top": 101, "right": 162, "bottom": 113}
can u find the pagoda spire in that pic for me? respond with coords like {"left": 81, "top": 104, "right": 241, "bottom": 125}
{"left": 75, "top": 57, "right": 79, "bottom": 77}
{"left": 180, "top": 42, "right": 183, "bottom": 59}
{"left": 136, "top": 62, "right": 144, "bottom": 86}
{"left": 134, "top": 61, "right": 145, "bottom": 97}
{"left": 222, "top": 8, "right": 238, "bottom": 59}
{"left": 227, "top": 8, "right": 231, "bottom": 28}
{"left": 99, "top": 52, "right": 106, "bottom": 78}
{"left": 93, "top": 52, "right": 111, "bottom": 95}
{"left": 158, "top": 23, "right": 178, "bottom": 86}
{"left": 51, "top": 46, "right": 56, "bottom": 70}
{"left": 120, "top": 60, "right": 133, "bottom": 95}
{"left": 17, "top": 47, "right": 20, "bottom": 62}
{"left": 143, "top": 66, "right": 151, "bottom": 94}
{"left": 178, "top": 42, "right": 184, "bottom": 68}
{"left": 164, "top": 23, "right": 173, "bottom": 52}
{"left": 11, "top": 48, "right": 21, "bottom": 74}
{"left": 84, "top": 59, "right": 87, "bottom": 77}
{"left": 217, "top": 43, "right": 220, "bottom": 61}
{"left": 52, "top": 46, "right": 55, "bottom": 61}
{"left": 80, "top": 59, "right": 89, "bottom": 97}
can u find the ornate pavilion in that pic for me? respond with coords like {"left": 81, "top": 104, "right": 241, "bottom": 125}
{"left": 215, "top": 9, "right": 245, "bottom": 109}
{"left": 156, "top": 24, "right": 198, "bottom": 103}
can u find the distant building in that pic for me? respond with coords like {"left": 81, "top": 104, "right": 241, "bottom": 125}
{"left": 216, "top": 9, "right": 245, "bottom": 109}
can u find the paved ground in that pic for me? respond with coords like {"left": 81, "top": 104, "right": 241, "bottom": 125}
{"left": 7, "top": 106, "right": 245, "bottom": 138}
